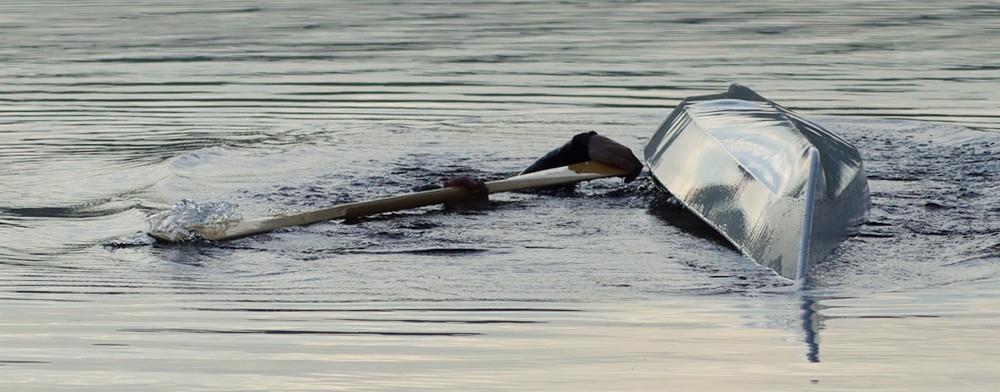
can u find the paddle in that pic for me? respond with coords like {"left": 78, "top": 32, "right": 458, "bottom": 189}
{"left": 149, "top": 161, "right": 629, "bottom": 242}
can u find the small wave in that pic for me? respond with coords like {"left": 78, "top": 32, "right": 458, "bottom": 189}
{"left": 147, "top": 199, "right": 242, "bottom": 242}
{"left": 104, "top": 232, "right": 157, "bottom": 248}
{"left": 343, "top": 247, "right": 490, "bottom": 255}
{"left": 120, "top": 328, "right": 479, "bottom": 337}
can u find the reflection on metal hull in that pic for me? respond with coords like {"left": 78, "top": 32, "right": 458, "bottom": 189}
{"left": 644, "top": 84, "right": 869, "bottom": 282}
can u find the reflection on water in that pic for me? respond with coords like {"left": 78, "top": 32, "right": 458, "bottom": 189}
{"left": 2, "top": 0, "right": 999, "bottom": 390}
{"left": 2, "top": 288, "right": 997, "bottom": 390}
{"left": 801, "top": 296, "right": 822, "bottom": 363}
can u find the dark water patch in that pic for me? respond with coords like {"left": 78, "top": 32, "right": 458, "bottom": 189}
{"left": 246, "top": 81, "right": 495, "bottom": 87}
{"left": 0, "top": 220, "right": 29, "bottom": 229}
{"left": 105, "top": 233, "right": 158, "bottom": 248}
{"left": 810, "top": 42, "right": 896, "bottom": 55}
{"left": 0, "top": 104, "right": 521, "bottom": 113}
{"left": 343, "top": 247, "right": 491, "bottom": 256}
{"left": 444, "top": 54, "right": 536, "bottom": 64}
{"left": 0, "top": 283, "right": 152, "bottom": 289}
{"left": 78, "top": 55, "right": 222, "bottom": 63}
{"left": 2, "top": 81, "right": 231, "bottom": 87}
{"left": 942, "top": 255, "right": 1000, "bottom": 267}
{"left": 335, "top": 318, "right": 542, "bottom": 324}
{"left": 858, "top": 232, "right": 895, "bottom": 238}
{"left": 283, "top": 91, "right": 422, "bottom": 96}
{"left": 0, "top": 97, "right": 572, "bottom": 105}
{"left": 0, "top": 296, "right": 90, "bottom": 303}
{"left": 9, "top": 290, "right": 132, "bottom": 295}
{"left": 462, "top": 91, "right": 675, "bottom": 100}
{"left": 121, "top": 328, "right": 480, "bottom": 336}
{"left": 188, "top": 307, "right": 580, "bottom": 313}
{"left": 2, "top": 89, "right": 213, "bottom": 95}
{"left": 148, "top": 6, "right": 262, "bottom": 16}
{"left": 194, "top": 298, "right": 565, "bottom": 304}
{"left": 646, "top": 196, "right": 734, "bottom": 249}
{"left": 0, "top": 257, "right": 101, "bottom": 271}
{"left": 0, "top": 204, "right": 140, "bottom": 219}
{"left": 0, "top": 281, "right": 261, "bottom": 292}
{"left": 2, "top": 134, "right": 269, "bottom": 163}
{"left": 826, "top": 314, "right": 943, "bottom": 320}
{"left": 76, "top": 54, "right": 417, "bottom": 63}
{"left": 1, "top": 71, "right": 124, "bottom": 79}
{"left": 592, "top": 102, "right": 696, "bottom": 109}
{"left": 864, "top": 220, "right": 893, "bottom": 227}
{"left": 923, "top": 201, "right": 954, "bottom": 210}
{"left": 942, "top": 65, "right": 1000, "bottom": 71}
{"left": 397, "top": 219, "right": 442, "bottom": 230}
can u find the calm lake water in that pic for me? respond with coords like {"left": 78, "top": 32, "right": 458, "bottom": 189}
{"left": 2, "top": 1, "right": 999, "bottom": 390}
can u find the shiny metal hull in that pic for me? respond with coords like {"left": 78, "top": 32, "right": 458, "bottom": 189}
{"left": 644, "top": 84, "right": 869, "bottom": 281}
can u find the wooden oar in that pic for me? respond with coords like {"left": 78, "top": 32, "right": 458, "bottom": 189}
{"left": 150, "top": 161, "right": 629, "bottom": 242}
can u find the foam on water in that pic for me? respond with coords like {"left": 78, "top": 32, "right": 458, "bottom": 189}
{"left": 146, "top": 199, "right": 243, "bottom": 242}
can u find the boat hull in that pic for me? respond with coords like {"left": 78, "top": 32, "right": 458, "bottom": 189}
{"left": 644, "top": 84, "right": 869, "bottom": 281}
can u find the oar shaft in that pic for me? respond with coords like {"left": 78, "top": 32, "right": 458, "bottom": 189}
{"left": 162, "top": 161, "right": 629, "bottom": 242}
{"left": 322, "top": 160, "right": 629, "bottom": 221}
{"left": 337, "top": 187, "right": 474, "bottom": 220}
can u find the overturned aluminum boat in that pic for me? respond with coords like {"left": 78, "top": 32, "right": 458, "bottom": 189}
{"left": 644, "top": 84, "right": 869, "bottom": 281}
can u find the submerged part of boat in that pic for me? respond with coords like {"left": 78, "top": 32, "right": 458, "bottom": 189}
{"left": 644, "top": 84, "right": 869, "bottom": 282}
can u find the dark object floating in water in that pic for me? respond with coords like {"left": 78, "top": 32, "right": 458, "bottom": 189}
{"left": 343, "top": 247, "right": 490, "bottom": 255}
{"left": 644, "top": 83, "right": 870, "bottom": 282}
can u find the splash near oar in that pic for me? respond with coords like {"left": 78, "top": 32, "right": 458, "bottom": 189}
{"left": 148, "top": 161, "right": 628, "bottom": 242}
{"left": 146, "top": 199, "right": 244, "bottom": 242}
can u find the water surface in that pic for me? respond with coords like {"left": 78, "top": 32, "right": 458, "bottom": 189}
{"left": 1, "top": 1, "right": 999, "bottom": 390}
